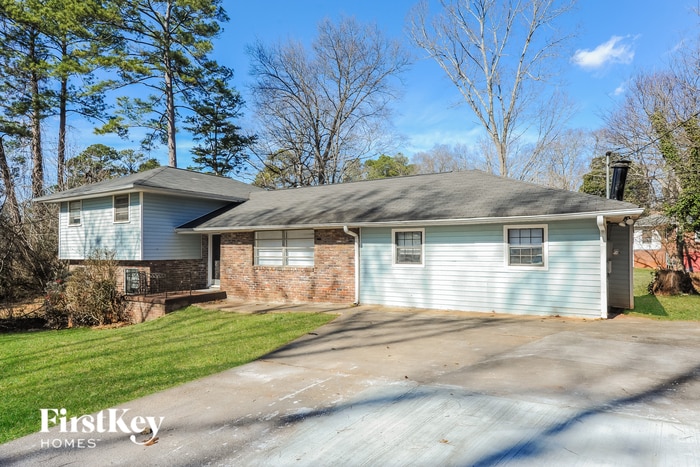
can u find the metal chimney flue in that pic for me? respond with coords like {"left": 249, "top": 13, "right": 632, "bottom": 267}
{"left": 609, "top": 160, "right": 631, "bottom": 201}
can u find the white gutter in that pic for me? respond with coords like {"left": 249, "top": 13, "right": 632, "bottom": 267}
{"left": 597, "top": 215, "right": 608, "bottom": 319}
{"left": 343, "top": 226, "right": 360, "bottom": 305}
{"left": 176, "top": 209, "right": 645, "bottom": 234}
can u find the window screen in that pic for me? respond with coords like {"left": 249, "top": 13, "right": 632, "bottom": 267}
{"left": 114, "top": 194, "right": 130, "bottom": 222}
{"left": 508, "top": 228, "right": 544, "bottom": 266}
{"left": 395, "top": 231, "right": 423, "bottom": 265}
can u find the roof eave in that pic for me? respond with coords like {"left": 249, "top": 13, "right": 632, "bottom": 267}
{"left": 36, "top": 185, "right": 249, "bottom": 203}
{"left": 175, "top": 208, "right": 645, "bottom": 233}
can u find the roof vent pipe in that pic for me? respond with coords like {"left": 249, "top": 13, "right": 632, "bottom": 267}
{"left": 609, "top": 160, "right": 631, "bottom": 201}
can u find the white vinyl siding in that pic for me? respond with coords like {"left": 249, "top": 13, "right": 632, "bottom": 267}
{"left": 634, "top": 228, "right": 662, "bottom": 250}
{"left": 113, "top": 194, "right": 130, "bottom": 222}
{"left": 360, "top": 220, "right": 602, "bottom": 318}
{"left": 255, "top": 230, "right": 314, "bottom": 267}
{"left": 141, "top": 193, "right": 228, "bottom": 260}
{"left": 59, "top": 195, "right": 141, "bottom": 260}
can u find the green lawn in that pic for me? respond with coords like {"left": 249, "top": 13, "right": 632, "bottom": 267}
{"left": 625, "top": 268, "right": 700, "bottom": 320}
{"left": 0, "top": 307, "right": 336, "bottom": 444}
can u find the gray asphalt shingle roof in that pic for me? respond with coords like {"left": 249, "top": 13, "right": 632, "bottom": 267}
{"left": 183, "top": 170, "right": 642, "bottom": 231}
{"left": 35, "top": 166, "right": 261, "bottom": 202}
{"left": 634, "top": 214, "right": 670, "bottom": 228}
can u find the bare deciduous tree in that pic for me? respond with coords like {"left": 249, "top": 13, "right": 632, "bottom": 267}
{"left": 603, "top": 33, "right": 700, "bottom": 271}
{"left": 532, "top": 128, "right": 591, "bottom": 191}
{"left": 412, "top": 143, "right": 475, "bottom": 174}
{"left": 408, "top": 0, "right": 575, "bottom": 179}
{"left": 248, "top": 16, "right": 410, "bottom": 187}
{"left": 602, "top": 73, "right": 675, "bottom": 208}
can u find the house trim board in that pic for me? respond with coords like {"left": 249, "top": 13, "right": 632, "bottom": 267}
{"left": 597, "top": 215, "right": 608, "bottom": 319}
{"left": 175, "top": 209, "right": 643, "bottom": 234}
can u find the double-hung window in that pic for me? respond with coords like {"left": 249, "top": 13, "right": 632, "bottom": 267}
{"left": 114, "top": 194, "right": 130, "bottom": 222}
{"left": 393, "top": 229, "right": 424, "bottom": 266}
{"left": 255, "top": 230, "right": 314, "bottom": 267}
{"left": 505, "top": 225, "right": 547, "bottom": 268}
{"left": 68, "top": 201, "right": 81, "bottom": 226}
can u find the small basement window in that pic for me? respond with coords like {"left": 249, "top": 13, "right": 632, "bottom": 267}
{"left": 505, "top": 225, "right": 547, "bottom": 268}
{"left": 393, "top": 229, "right": 424, "bottom": 266}
{"left": 114, "top": 194, "right": 130, "bottom": 222}
{"left": 68, "top": 201, "right": 81, "bottom": 226}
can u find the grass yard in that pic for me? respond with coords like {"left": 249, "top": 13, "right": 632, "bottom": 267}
{"left": 625, "top": 268, "right": 700, "bottom": 320}
{"left": 0, "top": 307, "right": 336, "bottom": 444}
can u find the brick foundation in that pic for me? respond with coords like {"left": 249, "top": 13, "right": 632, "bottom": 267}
{"left": 68, "top": 236, "right": 210, "bottom": 294}
{"left": 220, "top": 228, "right": 356, "bottom": 303}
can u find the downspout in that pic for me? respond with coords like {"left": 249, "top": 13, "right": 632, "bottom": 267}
{"left": 597, "top": 215, "right": 608, "bottom": 319}
{"left": 343, "top": 226, "right": 360, "bottom": 305}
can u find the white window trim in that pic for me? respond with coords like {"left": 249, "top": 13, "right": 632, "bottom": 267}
{"left": 68, "top": 200, "right": 82, "bottom": 226}
{"left": 254, "top": 229, "right": 315, "bottom": 267}
{"left": 504, "top": 224, "right": 548, "bottom": 271}
{"left": 113, "top": 194, "right": 130, "bottom": 223}
{"left": 392, "top": 228, "right": 425, "bottom": 267}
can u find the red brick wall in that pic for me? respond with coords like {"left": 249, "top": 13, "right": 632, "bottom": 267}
{"left": 69, "top": 236, "right": 209, "bottom": 293}
{"left": 633, "top": 249, "right": 667, "bottom": 269}
{"left": 220, "top": 228, "right": 356, "bottom": 303}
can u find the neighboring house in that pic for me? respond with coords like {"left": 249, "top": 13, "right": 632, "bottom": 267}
{"left": 633, "top": 214, "right": 669, "bottom": 269}
{"left": 633, "top": 214, "right": 700, "bottom": 271}
{"left": 37, "top": 167, "right": 643, "bottom": 319}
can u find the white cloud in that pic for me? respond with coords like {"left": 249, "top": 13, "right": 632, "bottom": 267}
{"left": 571, "top": 36, "right": 635, "bottom": 70}
{"left": 613, "top": 82, "right": 626, "bottom": 96}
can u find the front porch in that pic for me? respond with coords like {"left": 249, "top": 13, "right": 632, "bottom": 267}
{"left": 126, "top": 289, "right": 227, "bottom": 323}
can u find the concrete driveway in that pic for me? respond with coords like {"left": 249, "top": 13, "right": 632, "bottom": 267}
{"left": 2, "top": 305, "right": 700, "bottom": 466}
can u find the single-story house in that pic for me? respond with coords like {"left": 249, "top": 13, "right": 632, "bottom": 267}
{"left": 36, "top": 166, "right": 643, "bottom": 319}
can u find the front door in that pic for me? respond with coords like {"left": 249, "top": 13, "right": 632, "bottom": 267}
{"left": 210, "top": 234, "right": 221, "bottom": 287}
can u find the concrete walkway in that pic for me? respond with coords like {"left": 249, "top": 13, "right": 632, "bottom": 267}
{"left": 2, "top": 304, "right": 700, "bottom": 466}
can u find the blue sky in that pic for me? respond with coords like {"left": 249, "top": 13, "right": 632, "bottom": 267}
{"left": 80, "top": 1, "right": 700, "bottom": 168}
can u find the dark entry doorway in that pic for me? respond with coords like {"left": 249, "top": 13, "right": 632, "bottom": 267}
{"left": 211, "top": 234, "right": 221, "bottom": 287}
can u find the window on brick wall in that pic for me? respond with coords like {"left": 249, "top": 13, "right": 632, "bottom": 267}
{"left": 254, "top": 230, "right": 314, "bottom": 267}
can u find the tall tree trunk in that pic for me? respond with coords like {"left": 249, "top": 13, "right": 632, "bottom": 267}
{"left": 165, "top": 69, "right": 177, "bottom": 167}
{"left": 29, "top": 29, "right": 44, "bottom": 198}
{"left": 57, "top": 39, "right": 68, "bottom": 190}
{"left": 163, "top": 2, "right": 177, "bottom": 168}
{"left": 0, "top": 137, "right": 22, "bottom": 225}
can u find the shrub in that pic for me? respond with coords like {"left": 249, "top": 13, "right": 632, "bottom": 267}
{"left": 45, "top": 250, "right": 128, "bottom": 328}
{"left": 44, "top": 278, "right": 68, "bottom": 329}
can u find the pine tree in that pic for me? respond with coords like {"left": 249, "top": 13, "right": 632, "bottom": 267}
{"left": 98, "top": 0, "right": 229, "bottom": 168}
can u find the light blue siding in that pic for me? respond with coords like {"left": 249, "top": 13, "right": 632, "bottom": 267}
{"left": 142, "top": 193, "right": 228, "bottom": 260}
{"left": 58, "top": 194, "right": 141, "bottom": 260}
{"left": 360, "top": 220, "right": 603, "bottom": 317}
